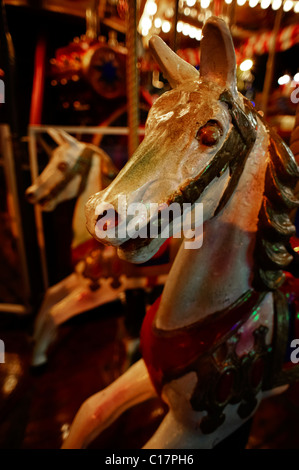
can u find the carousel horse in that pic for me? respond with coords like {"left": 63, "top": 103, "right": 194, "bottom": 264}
{"left": 25, "top": 129, "right": 122, "bottom": 365}
{"left": 26, "top": 130, "right": 171, "bottom": 366}
{"left": 62, "top": 17, "right": 299, "bottom": 449}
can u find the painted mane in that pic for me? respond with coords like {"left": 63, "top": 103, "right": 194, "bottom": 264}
{"left": 254, "top": 118, "right": 299, "bottom": 290}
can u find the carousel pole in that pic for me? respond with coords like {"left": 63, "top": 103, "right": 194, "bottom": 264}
{"left": 0, "top": 0, "right": 33, "bottom": 307}
{"left": 260, "top": 6, "right": 283, "bottom": 116}
{"left": 126, "top": 0, "right": 139, "bottom": 157}
{"left": 172, "top": 0, "right": 179, "bottom": 52}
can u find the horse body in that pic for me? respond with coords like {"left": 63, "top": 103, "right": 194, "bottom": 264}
{"left": 63, "top": 17, "right": 299, "bottom": 448}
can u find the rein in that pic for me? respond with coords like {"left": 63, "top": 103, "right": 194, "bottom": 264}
{"left": 41, "top": 147, "right": 94, "bottom": 204}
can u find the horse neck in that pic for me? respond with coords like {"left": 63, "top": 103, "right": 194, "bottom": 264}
{"left": 156, "top": 119, "right": 270, "bottom": 331}
{"left": 72, "top": 150, "right": 102, "bottom": 248}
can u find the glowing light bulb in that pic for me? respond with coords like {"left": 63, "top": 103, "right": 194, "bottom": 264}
{"left": 154, "top": 17, "right": 162, "bottom": 28}
{"left": 293, "top": 72, "right": 299, "bottom": 82}
{"left": 182, "top": 23, "right": 190, "bottom": 35}
{"left": 294, "top": 2, "right": 299, "bottom": 11}
{"left": 201, "top": 0, "right": 210, "bottom": 8}
{"left": 184, "top": 7, "right": 191, "bottom": 15}
{"left": 278, "top": 74, "right": 290, "bottom": 85}
{"left": 145, "top": 1, "right": 157, "bottom": 15}
{"left": 141, "top": 17, "right": 152, "bottom": 30}
{"left": 261, "top": 0, "right": 271, "bottom": 8}
{"left": 237, "top": 0, "right": 246, "bottom": 5}
{"left": 225, "top": 0, "right": 233, "bottom": 3}
{"left": 162, "top": 21, "right": 171, "bottom": 33}
{"left": 249, "top": 0, "right": 259, "bottom": 7}
{"left": 240, "top": 59, "right": 253, "bottom": 71}
{"left": 283, "top": 0, "right": 293, "bottom": 10}
{"left": 189, "top": 27, "right": 196, "bottom": 38}
{"left": 187, "top": 0, "right": 196, "bottom": 6}
{"left": 272, "top": 0, "right": 282, "bottom": 9}
{"left": 196, "top": 29, "right": 203, "bottom": 40}
{"left": 177, "top": 21, "right": 183, "bottom": 32}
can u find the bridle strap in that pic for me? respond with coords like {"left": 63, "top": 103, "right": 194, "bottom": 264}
{"left": 172, "top": 91, "right": 258, "bottom": 218}
{"left": 214, "top": 91, "right": 258, "bottom": 215}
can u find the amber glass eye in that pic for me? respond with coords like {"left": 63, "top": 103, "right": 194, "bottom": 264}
{"left": 196, "top": 120, "right": 223, "bottom": 146}
{"left": 57, "top": 161, "right": 69, "bottom": 172}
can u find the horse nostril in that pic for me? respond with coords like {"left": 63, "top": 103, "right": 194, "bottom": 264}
{"left": 96, "top": 209, "right": 119, "bottom": 232}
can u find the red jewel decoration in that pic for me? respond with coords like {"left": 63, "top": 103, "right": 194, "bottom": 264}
{"left": 216, "top": 369, "right": 235, "bottom": 404}
{"left": 250, "top": 357, "right": 264, "bottom": 389}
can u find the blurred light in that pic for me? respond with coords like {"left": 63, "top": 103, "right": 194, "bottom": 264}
{"left": 272, "top": 0, "right": 282, "bottom": 8}
{"left": 295, "top": 2, "right": 299, "bottom": 11}
{"left": 189, "top": 27, "right": 196, "bottom": 38}
{"left": 184, "top": 7, "right": 191, "bottom": 15}
{"left": 191, "top": 8, "right": 198, "bottom": 16}
{"left": 187, "top": 0, "right": 196, "bottom": 5}
{"left": 145, "top": 1, "right": 157, "bottom": 15}
{"left": 249, "top": 0, "right": 259, "bottom": 7}
{"left": 154, "top": 17, "right": 162, "bottom": 28}
{"left": 261, "top": 0, "right": 271, "bottom": 7}
{"left": 201, "top": 0, "right": 210, "bottom": 7}
{"left": 237, "top": 0, "right": 246, "bottom": 5}
{"left": 283, "top": 0, "right": 293, "bottom": 10}
{"left": 240, "top": 59, "right": 253, "bottom": 71}
{"left": 142, "top": 28, "right": 149, "bottom": 36}
{"left": 294, "top": 72, "right": 299, "bottom": 81}
{"left": 182, "top": 23, "right": 190, "bottom": 35}
{"left": 278, "top": 74, "right": 290, "bottom": 85}
{"left": 165, "top": 7, "right": 174, "bottom": 17}
{"left": 141, "top": 17, "right": 152, "bottom": 30}
{"left": 177, "top": 21, "right": 183, "bottom": 32}
{"left": 196, "top": 29, "right": 203, "bottom": 40}
{"left": 225, "top": 0, "right": 233, "bottom": 3}
{"left": 162, "top": 21, "right": 171, "bottom": 33}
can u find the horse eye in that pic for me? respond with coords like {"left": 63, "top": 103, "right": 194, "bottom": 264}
{"left": 196, "top": 120, "right": 223, "bottom": 146}
{"left": 57, "top": 162, "right": 69, "bottom": 172}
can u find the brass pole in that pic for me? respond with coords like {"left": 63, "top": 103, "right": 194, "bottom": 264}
{"left": 260, "top": 6, "right": 283, "bottom": 116}
{"left": 126, "top": 0, "right": 139, "bottom": 157}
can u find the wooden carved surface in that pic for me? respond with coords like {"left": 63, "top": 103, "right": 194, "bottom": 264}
{"left": 0, "top": 305, "right": 299, "bottom": 449}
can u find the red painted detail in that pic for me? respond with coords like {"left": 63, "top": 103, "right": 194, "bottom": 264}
{"left": 83, "top": 253, "right": 103, "bottom": 281}
{"left": 250, "top": 357, "right": 264, "bottom": 389}
{"left": 216, "top": 369, "right": 235, "bottom": 404}
{"left": 30, "top": 36, "right": 47, "bottom": 125}
{"left": 140, "top": 290, "right": 261, "bottom": 395}
{"left": 71, "top": 238, "right": 99, "bottom": 266}
{"left": 151, "top": 238, "right": 170, "bottom": 260}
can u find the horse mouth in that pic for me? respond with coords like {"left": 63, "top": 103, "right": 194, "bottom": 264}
{"left": 117, "top": 235, "right": 165, "bottom": 264}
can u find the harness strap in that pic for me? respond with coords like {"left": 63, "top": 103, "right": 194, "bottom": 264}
{"left": 170, "top": 91, "right": 258, "bottom": 217}
{"left": 140, "top": 289, "right": 265, "bottom": 396}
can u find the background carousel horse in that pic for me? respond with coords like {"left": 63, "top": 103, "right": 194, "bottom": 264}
{"left": 26, "top": 130, "right": 172, "bottom": 366}
{"left": 25, "top": 129, "right": 119, "bottom": 365}
{"left": 62, "top": 17, "right": 299, "bottom": 449}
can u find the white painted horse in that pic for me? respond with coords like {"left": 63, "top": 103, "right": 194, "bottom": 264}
{"left": 26, "top": 130, "right": 172, "bottom": 366}
{"left": 62, "top": 17, "right": 299, "bottom": 449}
{"left": 26, "top": 129, "right": 121, "bottom": 365}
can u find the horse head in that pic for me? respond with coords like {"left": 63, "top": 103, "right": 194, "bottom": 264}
{"left": 86, "top": 17, "right": 258, "bottom": 264}
{"left": 26, "top": 129, "right": 117, "bottom": 212}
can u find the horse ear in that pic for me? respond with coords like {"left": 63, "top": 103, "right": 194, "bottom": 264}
{"left": 200, "top": 17, "right": 237, "bottom": 96}
{"left": 48, "top": 128, "right": 80, "bottom": 147}
{"left": 149, "top": 35, "right": 199, "bottom": 88}
{"left": 47, "top": 128, "right": 66, "bottom": 146}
